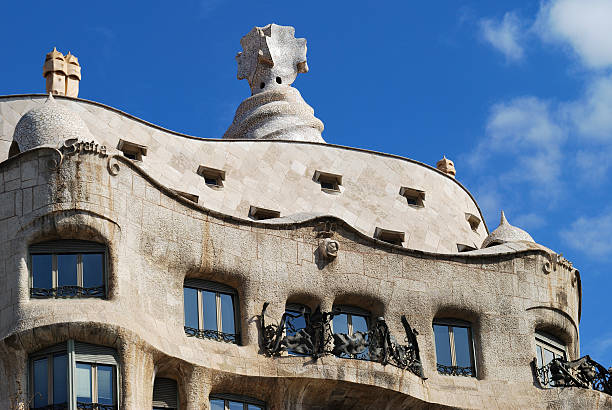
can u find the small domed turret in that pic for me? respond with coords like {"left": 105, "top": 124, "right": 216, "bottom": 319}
{"left": 482, "top": 210, "right": 534, "bottom": 248}
{"left": 12, "top": 94, "right": 95, "bottom": 152}
{"left": 436, "top": 156, "right": 456, "bottom": 178}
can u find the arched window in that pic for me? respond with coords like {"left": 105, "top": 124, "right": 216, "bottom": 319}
{"left": 210, "top": 394, "right": 265, "bottom": 410}
{"left": 29, "top": 240, "right": 108, "bottom": 299}
{"left": 30, "top": 341, "right": 119, "bottom": 409}
{"left": 433, "top": 319, "right": 476, "bottom": 377}
{"left": 535, "top": 330, "right": 567, "bottom": 387}
{"left": 183, "top": 279, "right": 239, "bottom": 344}
{"left": 153, "top": 377, "right": 178, "bottom": 410}
{"left": 332, "top": 305, "right": 370, "bottom": 360}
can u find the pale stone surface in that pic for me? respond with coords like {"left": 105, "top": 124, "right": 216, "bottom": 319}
{"left": 0, "top": 150, "right": 600, "bottom": 409}
{"left": 482, "top": 210, "right": 535, "bottom": 248}
{"left": 224, "top": 24, "right": 325, "bottom": 142}
{"left": 42, "top": 48, "right": 81, "bottom": 97}
{"left": 0, "top": 96, "right": 487, "bottom": 254}
{"left": 436, "top": 155, "right": 456, "bottom": 178}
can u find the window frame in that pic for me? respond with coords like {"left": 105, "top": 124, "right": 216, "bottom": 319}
{"left": 433, "top": 318, "right": 477, "bottom": 377}
{"left": 284, "top": 303, "right": 312, "bottom": 356}
{"left": 28, "top": 240, "right": 108, "bottom": 299}
{"left": 152, "top": 377, "right": 179, "bottom": 410}
{"left": 183, "top": 279, "right": 240, "bottom": 344}
{"left": 535, "top": 330, "right": 567, "bottom": 367}
{"left": 209, "top": 393, "right": 266, "bottom": 410}
{"left": 332, "top": 305, "right": 371, "bottom": 360}
{"left": 28, "top": 340, "right": 120, "bottom": 410}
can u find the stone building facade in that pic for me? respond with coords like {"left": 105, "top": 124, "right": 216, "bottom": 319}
{"left": 0, "top": 25, "right": 610, "bottom": 409}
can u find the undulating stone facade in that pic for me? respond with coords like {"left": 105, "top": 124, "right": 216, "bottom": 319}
{"left": 0, "top": 23, "right": 610, "bottom": 410}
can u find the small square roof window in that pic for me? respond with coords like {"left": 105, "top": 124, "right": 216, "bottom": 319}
{"left": 117, "top": 139, "right": 147, "bottom": 162}
{"left": 465, "top": 213, "right": 481, "bottom": 231}
{"left": 457, "top": 243, "right": 477, "bottom": 252}
{"left": 313, "top": 170, "right": 342, "bottom": 193}
{"left": 399, "top": 187, "right": 425, "bottom": 207}
{"left": 197, "top": 165, "right": 226, "bottom": 189}
{"left": 249, "top": 205, "right": 281, "bottom": 220}
{"left": 374, "top": 227, "right": 405, "bottom": 246}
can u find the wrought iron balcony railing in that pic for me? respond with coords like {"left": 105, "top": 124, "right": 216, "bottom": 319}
{"left": 76, "top": 403, "right": 117, "bottom": 410}
{"left": 436, "top": 363, "right": 475, "bottom": 377}
{"left": 260, "top": 303, "right": 425, "bottom": 379}
{"left": 532, "top": 355, "right": 612, "bottom": 395}
{"left": 31, "top": 403, "right": 69, "bottom": 410}
{"left": 184, "top": 326, "right": 238, "bottom": 344}
{"left": 30, "top": 286, "right": 105, "bottom": 298}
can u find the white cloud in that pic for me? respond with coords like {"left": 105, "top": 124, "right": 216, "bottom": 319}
{"left": 536, "top": 0, "right": 612, "bottom": 69}
{"left": 564, "top": 74, "right": 612, "bottom": 140}
{"left": 480, "top": 12, "right": 525, "bottom": 61}
{"left": 561, "top": 209, "right": 612, "bottom": 258}
{"left": 513, "top": 213, "right": 547, "bottom": 230}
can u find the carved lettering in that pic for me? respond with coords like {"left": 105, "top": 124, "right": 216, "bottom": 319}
{"left": 61, "top": 139, "right": 108, "bottom": 157}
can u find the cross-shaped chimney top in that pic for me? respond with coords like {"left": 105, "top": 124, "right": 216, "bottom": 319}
{"left": 236, "top": 23, "right": 308, "bottom": 95}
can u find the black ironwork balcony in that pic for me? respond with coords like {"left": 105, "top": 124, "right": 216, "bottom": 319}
{"left": 533, "top": 355, "right": 612, "bottom": 395}
{"left": 436, "top": 363, "right": 475, "bottom": 377}
{"left": 184, "top": 326, "right": 238, "bottom": 344}
{"left": 30, "top": 286, "right": 105, "bottom": 298}
{"left": 260, "top": 303, "right": 425, "bottom": 378}
{"left": 76, "top": 403, "right": 117, "bottom": 410}
{"left": 31, "top": 403, "right": 69, "bottom": 410}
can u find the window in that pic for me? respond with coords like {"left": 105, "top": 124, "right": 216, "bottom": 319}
{"left": 373, "top": 227, "right": 405, "bottom": 246}
{"left": 210, "top": 394, "right": 265, "bottom": 410}
{"left": 399, "top": 187, "right": 425, "bottom": 207}
{"left": 457, "top": 243, "right": 477, "bottom": 252}
{"left": 332, "top": 305, "right": 370, "bottom": 360}
{"left": 183, "top": 279, "right": 239, "bottom": 344}
{"left": 29, "top": 240, "right": 107, "bottom": 298}
{"left": 535, "top": 331, "right": 567, "bottom": 387}
{"left": 197, "top": 165, "right": 226, "bottom": 189}
{"left": 30, "top": 341, "right": 119, "bottom": 410}
{"left": 284, "top": 303, "right": 311, "bottom": 356}
{"left": 433, "top": 319, "right": 476, "bottom": 377}
{"left": 153, "top": 378, "right": 178, "bottom": 410}
{"left": 465, "top": 213, "right": 481, "bottom": 231}
{"left": 248, "top": 206, "right": 280, "bottom": 220}
{"left": 313, "top": 170, "right": 342, "bottom": 193}
{"left": 117, "top": 139, "right": 147, "bottom": 161}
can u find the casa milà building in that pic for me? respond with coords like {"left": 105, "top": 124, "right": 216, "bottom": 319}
{"left": 0, "top": 24, "right": 610, "bottom": 410}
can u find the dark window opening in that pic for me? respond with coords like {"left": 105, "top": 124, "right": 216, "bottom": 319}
{"left": 249, "top": 206, "right": 281, "bottom": 220}
{"left": 117, "top": 139, "right": 147, "bottom": 162}
{"left": 374, "top": 227, "right": 405, "bottom": 246}
{"left": 313, "top": 170, "right": 342, "bottom": 193}
{"left": 399, "top": 187, "right": 425, "bottom": 207}
{"left": 197, "top": 165, "right": 226, "bottom": 189}
{"left": 8, "top": 141, "right": 20, "bottom": 158}
{"left": 153, "top": 377, "right": 179, "bottom": 410}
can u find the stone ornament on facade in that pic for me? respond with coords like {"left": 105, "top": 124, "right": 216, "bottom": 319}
{"left": 318, "top": 237, "right": 339, "bottom": 259}
{"left": 533, "top": 355, "right": 612, "bottom": 394}
{"left": 436, "top": 156, "right": 456, "bottom": 178}
{"left": 43, "top": 47, "right": 81, "bottom": 97}
{"left": 224, "top": 24, "right": 325, "bottom": 142}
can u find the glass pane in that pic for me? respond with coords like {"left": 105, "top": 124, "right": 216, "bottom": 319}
{"left": 33, "top": 358, "right": 48, "bottom": 407}
{"left": 183, "top": 287, "right": 198, "bottom": 329}
{"left": 453, "top": 326, "right": 472, "bottom": 368}
{"left": 82, "top": 253, "right": 104, "bottom": 288}
{"left": 202, "top": 290, "right": 218, "bottom": 331}
{"left": 536, "top": 345, "right": 543, "bottom": 368}
{"left": 53, "top": 354, "right": 68, "bottom": 405}
{"left": 97, "top": 365, "right": 114, "bottom": 405}
{"left": 75, "top": 363, "right": 92, "bottom": 403}
{"left": 248, "top": 405, "right": 263, "bottom": 410}
{"left": 286, "top": 309, "right": 306, "bottom": 336}
{"left": 351, "top": 315, "right": 368, "bottom": 334}
{"left": 210, "top": 399, "right": 225, "bottom": 410}
{"left": 220, "top": 293, "right": 235, "bottom": 334}
{"left": 57, "top": 254, "right": 78, "bottom": 287}
{"left": 32, "top": 254, "right": 52, "bottom": 289}
{"left": 333, "top": 313, "right": 349, "bottom": 334}
{"left": 229, "top": 401, "right": 244, "bottom": 410}
{"left": 433, "top": 324, "right": 452, "bottom": 366}
{"left": 543, "top": 347, "right": 555, "bottom": 366}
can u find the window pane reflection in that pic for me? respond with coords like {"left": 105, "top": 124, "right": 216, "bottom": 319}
{"left": 352, "top": 315, "right": 368, "bottom": 334}
{"left": 75, "top": 363, "right": 92, "bottom": 403}
{"left": 57, "top": 254, "right": 78, "bottom": 287}
{"left": 33, "top": 358, "right": 48, "bottom": 407}
{"left": 433, "top": 325, "right": 452, "bottom": 366}
{"left": 202, "top": 290, "right": 217, "bottom": 331}
{"left": 97, "top": 365, "right": 114, "bottom": 405}
{"left": 229, "top": 400, "right": 244, "bottom": 410}
{"left": 32, "top": 254, "right": 52, "bottom": 289}
{"left": 184, "top": 288, "right": 198, "bottom": 329}
{"left": 82, "top": 253, "right": 103, "bottom": 288}
{"left": 453, "top": 326, "right": 472, "bottom": 368}
{"left": 220, "top": 293, "right": 235, "bottom": 334}
{"left": 53, "top": 354, "right": 68, "bottom": 404}
{"left": 210, "top": 399, "right": 225, "bottom": 410}
{"left": 333, "top": 313, "right": 349, "bottom": 334}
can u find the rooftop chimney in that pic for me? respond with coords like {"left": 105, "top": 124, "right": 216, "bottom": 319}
{"left": 43, "top": 47, "right": 81, "bottom": 97}
{"left": 436, "top": 156, "right": 456, "bottom": 178}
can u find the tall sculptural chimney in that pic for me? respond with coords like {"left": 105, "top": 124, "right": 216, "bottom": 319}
{"left": 43, "top": 47, "right": 81, "bottom": 97}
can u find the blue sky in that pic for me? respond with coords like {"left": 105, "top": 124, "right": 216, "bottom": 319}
{"left": 2, "top": 1, "right": 611, "bottom": 365}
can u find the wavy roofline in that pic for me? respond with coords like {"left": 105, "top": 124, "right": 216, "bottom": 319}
{"left": 1, "top": 93, "right": 489, "bottom": 234}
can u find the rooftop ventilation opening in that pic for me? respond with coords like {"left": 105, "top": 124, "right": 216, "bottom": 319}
{"left": 8, "top": 141, "right": 20, "bottom": 158}
{"left": 249, "top": 205, "right": 281, "bottom": 220}
{"left": 465, "top": 213, "right": 481, "bottom": 232}
{"left": 399, "top": 187, "right": 425, "bottom": 207}
{"left": 374, "top": 227, "right": 405, "bottom": 246}
{"left": 117, "top": 139, "right": 147, "bottom": 161}
{"left": 313, "top": 170, "right": 342, "bottom": 193}
{"left": 457, "top": 243, "right": 477, "bottom": 252}
{"left": 197, "top": 165, "right": 226, "bottom": 189}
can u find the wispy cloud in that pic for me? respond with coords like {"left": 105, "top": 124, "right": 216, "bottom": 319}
{"left": 561, "top": 209, "right": 612, "bottom": 258}
{"left": 480, "top": 12, "right": 525, "bottom": 62}
{"left": 535, "top": 0, "right": 612, "bottom": 69}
